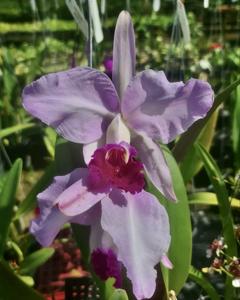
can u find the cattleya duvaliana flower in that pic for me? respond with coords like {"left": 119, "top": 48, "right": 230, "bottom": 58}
{"left": 22, "top": 11, "right": 214, "bottom": 203}
{"left": 22, "top": 10, "right": 214, "bottom": 300}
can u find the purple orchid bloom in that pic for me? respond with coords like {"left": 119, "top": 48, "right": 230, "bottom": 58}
{"left": 22, "top": 11, "right": 214, "bottom": 203}
{"left": 30, "top": 142, "right": 172, "bottom": 299}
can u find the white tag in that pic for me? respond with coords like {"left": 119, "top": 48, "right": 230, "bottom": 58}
{"left": 88, "top": 0, "right": 104, "bottom": 43}
{"left": 203, "top": 0, "right": 209, "bottom": 8}
{"left": 65, "top": 0, "right": 88, "bottom": 39}
{"left": 153, "top": 0, "right": 161, "bottom": 12}
{"left": 177, "top": 0, "right": 191, "bottom": 44}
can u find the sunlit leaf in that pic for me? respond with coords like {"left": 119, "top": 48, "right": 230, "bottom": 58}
{"left": 19, "top": 248, "right": 55, "bottom": 276}
{"left": 189, "top": 192, "right": 240, "bottom": 208}
{"left": 0, "top": 123, "right": 36, "bottom": 139}
{"left": 18, "top": 275, "right": 34, "bottom": 287}
{"left": 43, "top": 127, "right": 57, "bottom": 158}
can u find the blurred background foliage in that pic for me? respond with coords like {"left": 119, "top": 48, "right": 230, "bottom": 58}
{"left": 0, "top": 0, "right": 239, "bottom": 299}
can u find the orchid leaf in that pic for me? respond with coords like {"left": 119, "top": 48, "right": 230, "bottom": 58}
{"left": 189, "top": 266, "right": 220, "bottom": 300}
{"left": 0, "top": 259, "right": 44, "bottom": 300}
{"left": 14, "top": 161, "right": 56, "bottom": 220}
{"left": 196, "top": 143, "right": 237, "bottom": 257}
{"left": 232, "top": 85, "right": 240, "bottom": 168}
{"left": 173, "top": 77, "right": 240, "bottom": 162}
{"left": 43, "top": 127, "right": 57, "bottom": 158}
{"left": 196, "top": 143, "right": 237, "bottom": 299}
{"left": 0, "top": 123, "right": 36, "bottom": 139}
{"left": 105, "top": 277, "right": 116, "bottom": 299}
{"left": 0, "top": 159, "right": 22, "bottom": 256}
{"left": 189, "top": 192, "right": 240, "bottom": 208}
{"left": 180, "top": 109, "right": 219, "bottom": 183}
{"left": 149, "top": 146, "right": 192, "bottom": 295}
{"left": 18, "top": 275, "right": 34, "bottom": 287}
{"left": 71, "top": 224, "right": 90, "bottom": 265}
{"left": 19, "top": 248, "right": 55, "bottom": 276}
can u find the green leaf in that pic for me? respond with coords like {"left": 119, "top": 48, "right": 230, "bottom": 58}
{"left": 55, "top": 137, "right": 84, "bottom": 174}
{"left": 0, "top": 259, "right": 44, "bottom": 300}
{"left": 232, "top": 85, "right": 240, "bottom": 168}
{"left": 173, "top": 77, "right": 240, "bottom": 162}
{"left": 43, "top": 127, "right": 57, "bottom": 158}
{"left": 149, "top": 146, "right": 192, "bottom": 295}
{"left": 180, "top": 109, "right": 219, "bottom": 182}
{"left": 196, "top": 144, "right": 237, "bottom": 257}
{"left": 14, "top": 161, "right": 56, "bottom": 220}
{"left": 71, "top": 224, "right": 90, "bottom": 265}
{"left": 2, "top": 48, "right": 18, "bottom": 100}
{"left": 189, "top": 266, "right": 220, "bottom": 300}
{"left": 0, "top": 159, "right": 22, "bottom": 256}
{"left": 19, "top": 248, "right": 55, "bottom": 276}
{"left": 109, "top": 289, "right": 129, "bottom": 300}
{"left": 189, "top": 192, "right": 240, "bottom": 208}
{"left": 0, "top": 123, "right": 36, "bottom": 139}
{"left": 196, "top": 143, "right": 237, "bottom": 299}
{"left": 18, "top": 275, "right": 34, "bottom": 287}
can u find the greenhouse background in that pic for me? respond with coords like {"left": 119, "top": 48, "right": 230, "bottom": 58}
{"left": 0, "top": 1, "right": 239, "bottom": 300}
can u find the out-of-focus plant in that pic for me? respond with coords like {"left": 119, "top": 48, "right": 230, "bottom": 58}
{"left": 0, "top": 158, "right": 57, "bottom": 299}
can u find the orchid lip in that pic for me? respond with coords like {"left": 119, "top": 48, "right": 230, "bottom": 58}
{"left": 88, "top": 143, "right": 145, "bottom": 194}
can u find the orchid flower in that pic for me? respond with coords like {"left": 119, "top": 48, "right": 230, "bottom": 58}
{"left": 22, "top": 11, "right": 214, "bottom": 202}
{"left": 30, "top": 142, "right": 172, "bottom": 299}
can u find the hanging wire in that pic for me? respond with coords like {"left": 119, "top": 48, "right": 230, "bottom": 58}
{"left": 87, "top": 0, "right": 93, "bottom": 67}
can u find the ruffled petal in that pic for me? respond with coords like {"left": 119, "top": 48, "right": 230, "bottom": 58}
{"left": 30, "top": 207, "right": 69, "bottom": 247}
{"left": 30, "top": 168, "right": 85, "bottom": 246}
{"left": 23, "top": 67, "right": 119, "bottom": 143}
{"left": 132, "top": 133, "right": 177, "bottom": 201}
{"left": 113, "top": 11, "right": 136, "bottom": 99}
{"left": 122, "top": 70, "right": 214, "bottom": 143}
{"left": 101, "top": 189, "right": 171, "bottom": 300}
